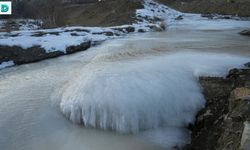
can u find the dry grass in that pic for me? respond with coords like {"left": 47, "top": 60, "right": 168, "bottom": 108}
{"left": 54, "top": 0, "right": 143, "bottom": 27}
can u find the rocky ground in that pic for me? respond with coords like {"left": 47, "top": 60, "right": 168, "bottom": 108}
{"left": 185, "top": 63, "right": 250, "bottom": 150}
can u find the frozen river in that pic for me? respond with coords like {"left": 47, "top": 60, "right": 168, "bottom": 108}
{"left": 0, "top": 14, "right": 250, "bottom": 150}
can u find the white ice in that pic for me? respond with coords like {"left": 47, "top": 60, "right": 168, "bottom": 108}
{"left": 59, "top": 51, "right": 248, "bottom": 136}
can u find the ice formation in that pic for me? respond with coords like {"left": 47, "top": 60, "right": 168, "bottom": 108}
{"left": 59, "top": 51, "right": 249, "bottom": 134}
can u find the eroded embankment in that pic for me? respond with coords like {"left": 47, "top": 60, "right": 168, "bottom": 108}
{"left": 186, "top": 63, "right": 250, "bottom": 150}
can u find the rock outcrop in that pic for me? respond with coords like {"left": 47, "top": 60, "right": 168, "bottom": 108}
{"left": 186, "top": 63, "right": 250, "bottom": 150}
{"left": 0, "top": 41, "right": 91, "bottom": 65}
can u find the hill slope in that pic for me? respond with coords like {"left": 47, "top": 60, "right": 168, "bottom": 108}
{"left": 157, "top": 0, "right": 250, "bottom": 17}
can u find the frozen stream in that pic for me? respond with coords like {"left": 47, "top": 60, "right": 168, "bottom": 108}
{"left": 0, "top": 14, "right": 250, "bottom": 150}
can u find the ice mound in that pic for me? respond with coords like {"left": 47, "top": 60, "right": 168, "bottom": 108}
{"left": 59, "top": 52, "right": 248, "bottom": 134}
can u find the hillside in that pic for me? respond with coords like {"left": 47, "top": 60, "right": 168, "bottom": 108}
{"left": 158, "top": 0, "right": 250, "bottom": 17}
{"left": 55, "top": 0, "right": 143, "bottom": 27}
{"left": 0, "top": 0, "right": 250, "bottom": 30}
{"left": 3, "top": 0, "right": 250, "bottom": 29}
{"left": 5, "top": 0, "right": 143, "bottom": 28}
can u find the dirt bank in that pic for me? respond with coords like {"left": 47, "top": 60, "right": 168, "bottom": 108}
{"left": 157, "top": 0, "right": 250, "bottom": 17}
{"left": 186, "top": 63, "right": 250, "bottom": 149}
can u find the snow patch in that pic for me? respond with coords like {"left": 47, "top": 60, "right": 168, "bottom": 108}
{"left": 0, "top": 27, "right": 119, "bottom": 53}
{"left": 136, "top": 0, "right": 181, "bottom": 26}
{"left": 171, "top": 13, "right": 250, "bottom": 30}
{"left": 0, "top": 61, "right": 14, "bottom": 69}
{"left": 0, "top": 0, "right": 181, "bottom": 54}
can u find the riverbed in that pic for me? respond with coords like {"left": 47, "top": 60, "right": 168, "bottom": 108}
{"left": 0, "top": 14, "right": 249, "bottom": 150}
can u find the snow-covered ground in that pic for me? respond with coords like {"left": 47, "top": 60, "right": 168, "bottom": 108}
{"left": 0, "top": 27, "right": 117, "bottom": 53}
{"left": 0, "top": 0, "right": 176, "bottom": 54}
{"left": 0, "top": 61, "right": 14, "bottom": 69}
{"left": 136, "top": 0, "right": 181, "bottom": 25}
{"left": 0, "top": 6, "right": 250, "bottom": 149}
{"left": 0, "top": 0, "right": 249, "bottom": 71}
{"left": 171, "top": 13, "right": 250, "bottom": 30}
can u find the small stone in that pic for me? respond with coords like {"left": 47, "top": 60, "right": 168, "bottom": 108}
{"left": 175, "top": 15, "right": 183, "bottom": 20}
{"left": 239, "top": 30, "right": 250, "bottom": 36}
{"left": 103, "top": 32, "right": 114, "bottom": 36}
{"left": 31, "top": 32, "right": 47, "bottom": 37}
{"left": 48, "top": 32, "right": 60, "bottom": 36}
{"left": 138, "top": 29, "right": 145, "bottom": 33}
{"left": 66, "top": 41, "right": 91, "bottom": 54}
{"left": 70, "top": 33, "right": 79, "bottom": 36}
{"left": 244, "top": 62, "right": 250, "bottom": 68}
{"left": 124, "top": 26, "right": 135, "bottom": 33}
{"left": 201, "top": 14, "right": 214, "bottom": 19}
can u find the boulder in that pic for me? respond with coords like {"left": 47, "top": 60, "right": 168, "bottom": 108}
{"left": 175, "top": 15, "right": 183, "bottom": 20}
{"left": 239, "top": 30, "right": 250, "bottom": 36}
{"left": 31, "top": 32, "right": 47, "bottom": 37}
{"left": 138, "top": 29, "right": 146, "bottom": 33}
{"left": 149, "top": 22, "right": 166, "bottom": 32}
{"left": 64, "top": 28, "right": 90, "bottom": 33}
{"left": 201, "top": 13, "right": 214, "bottom": 19}
{"left": 92, "top": 31, "right": 114, "bottom": 36}
{"left": 66, "top": 41, "right": 91, "bottom": 54}
{"left": 124, "top": 26, "right": 135, "bottom": 33}
{"left": 0, "top": 45, "right": 64, "bottom": 65}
